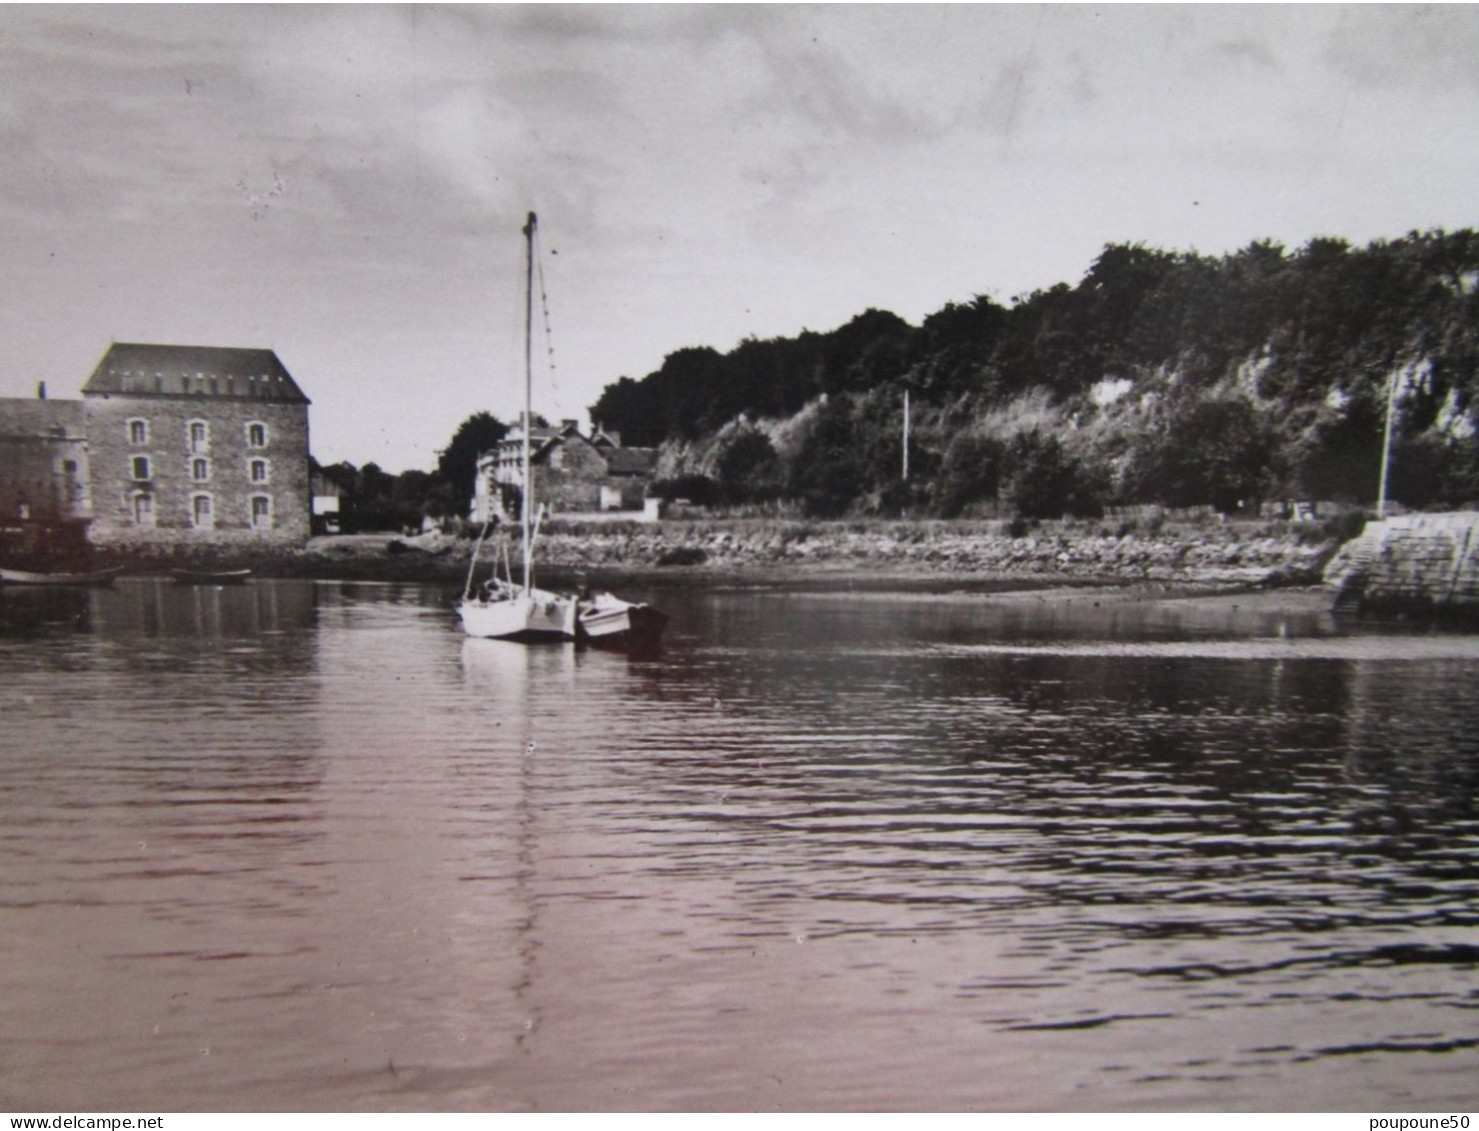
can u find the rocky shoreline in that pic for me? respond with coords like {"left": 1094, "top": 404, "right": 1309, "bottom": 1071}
{"left": 99, "top": 517, "right": 1344, "bottom": 593}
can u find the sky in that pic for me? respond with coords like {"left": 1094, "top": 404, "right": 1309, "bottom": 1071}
{"left": 3, "top": 4, "right": 1478, "bottom": 472}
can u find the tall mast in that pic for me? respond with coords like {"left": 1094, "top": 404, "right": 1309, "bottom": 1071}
{"left": 522, "top": 211, "right": 536, "bottom": 591}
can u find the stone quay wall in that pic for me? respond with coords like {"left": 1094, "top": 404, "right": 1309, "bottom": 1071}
{"left": 1324, "top": 512, "right": 1479, "bottom": 613}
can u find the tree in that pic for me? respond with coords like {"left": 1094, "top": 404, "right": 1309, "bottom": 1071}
{"left": 436, "top": 412, "right": 508, "bottom": 517}
{"left": 789, "top": 396, "right": 865, "bottom": 517}
{"left": 937, "top": 433, "right": 1005, "bottom": 517}
{"left": 1005, "top": 430, "right": 1104, "bottom": 520}
{"left": 1126, "top": 395, "right": 1277, "bottom": 512}
{"left": 715, "top": 430, "right": 782, "bottom": 504}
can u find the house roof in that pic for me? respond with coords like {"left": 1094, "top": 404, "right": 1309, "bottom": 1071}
{"left": 495, "top": 421, "right": 657, "bottom": 475}
{"left": 0, "top": 398, "right": 85, "bottom": 440}
{"left": 82, "top": 343, "right": 310, "bottom": 404}
{"left": 604, "top": 447, "right": 658, "bottom": 475}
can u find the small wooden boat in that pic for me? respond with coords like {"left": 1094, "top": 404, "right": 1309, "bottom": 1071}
{"left": 577, "top": 590, "right": 670, "bottom": 651}
{"left": 0, "top": 565, "right": 124, "bottom": 587}
{"left": 171, "top": 568, "right": 253, "bottom": 586}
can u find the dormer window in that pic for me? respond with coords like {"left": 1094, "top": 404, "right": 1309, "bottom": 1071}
{"left": 128, "top": 419, "right": 149, "bottom": 444}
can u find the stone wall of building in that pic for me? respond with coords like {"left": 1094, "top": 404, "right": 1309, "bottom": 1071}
{"left": 536, "top": 439, "right": 608, "bottom": 513}
{"left": 1324, "top": 512, "right": 1479, "bottom": 612}
{"left": 0, "top": 399, "right": 89, "bottom": 521}
{"left": 83, "top": 394, "right": 310, "bottom": 546}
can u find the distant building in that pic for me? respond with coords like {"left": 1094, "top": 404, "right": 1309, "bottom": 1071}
{"left": 0, "top": 391, "right": 90, "bottom": 522}
{"left": 310, "top": 469, "right": 342, "bottom": 535}
{"left": 0, "top": 389, "right": 92, "bottom": 567}
{"left": 472, "top": 416, "right": 658, "bottom": 522}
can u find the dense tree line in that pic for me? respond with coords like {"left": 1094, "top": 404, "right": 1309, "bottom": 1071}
{"left": 314, "top": 412, "right": 507, "bottom": 533}
{"left": 595, "top": 230, "right": 1479, "bottom": 519}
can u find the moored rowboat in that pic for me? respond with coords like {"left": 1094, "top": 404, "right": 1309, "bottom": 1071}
{"left": 171, "top": 568, "right": 253, "bottom": 585}
{"left": 0, "top": 565, "right": 124, "bottom": 587}
{"left": 577, "top": 591, "right": 670, "bottom": 650}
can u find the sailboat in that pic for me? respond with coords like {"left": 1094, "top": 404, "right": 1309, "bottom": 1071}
{"left": 456, "top": 212, "right": 578, "bottom": 643}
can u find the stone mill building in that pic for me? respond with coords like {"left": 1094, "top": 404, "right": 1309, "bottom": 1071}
{"left": 1, "top": 343, "right": 313, "bottom": 555}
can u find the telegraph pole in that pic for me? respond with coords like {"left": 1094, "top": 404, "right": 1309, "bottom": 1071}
{"left": 1376, "top": 367, "right": 1399, "bottom": 519}
{"left": 902, "top": 386, "right": 911, "bottom": 482}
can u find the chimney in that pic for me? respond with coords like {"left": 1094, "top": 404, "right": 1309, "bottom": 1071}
{"left": 36, "top": 381, "right": 46, "bottom": 400}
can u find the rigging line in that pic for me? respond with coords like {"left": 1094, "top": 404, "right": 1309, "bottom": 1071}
{"left": 533, "top": 230, "right": 559, "bottom": 400}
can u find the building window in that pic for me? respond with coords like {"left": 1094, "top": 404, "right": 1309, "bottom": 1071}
{"left": 249, "top": 458, "right": 270, "bottom": 484}
{"left": 132, "top": 492, "right": 155, "bottom": 526}
{"left": 250, "top": 494, "right": 272, "bottom": 529}
{"left": 61, "top": 460, "right": 78, "bottom": 475}
{"left": 131, "top": 455, "right": 151, "bottom": 481}
{"left": 188, "top": 420, "right": 209, "bottom": 453}
{"left": 190, "top": 493, "right": 214, "bottom": 529}
{"left": 128, "top": 419, "right": 149, "bottom": 444}
{"left": 191, "top": 458, "right": 210, "bottom": 482}
{"left": 247, "top": 422, "right": 268, "bottom": 448}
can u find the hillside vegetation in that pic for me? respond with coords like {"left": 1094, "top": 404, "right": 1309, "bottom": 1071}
{"left": 590, "top": 231, "right": 1479, "bottom": 520}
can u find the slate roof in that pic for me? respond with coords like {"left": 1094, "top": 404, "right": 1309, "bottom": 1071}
{"left": 82, "top": 343, "right": 310, "bottom": 404}
{"left": 603, "top": 447, "right": 659, "bottom": 475}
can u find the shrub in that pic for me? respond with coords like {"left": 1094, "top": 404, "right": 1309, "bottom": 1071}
{"left": 1004, "top": 430, "right": 1106, "bottom": 520}
{"left": 649, "top": 474, "right": 720, "bottom": 506}
{"left": 936, "top": 433, "right": 1005, "bottom": 517}
{"left": 716, "top": 431, "right": 783, "bottom": 504}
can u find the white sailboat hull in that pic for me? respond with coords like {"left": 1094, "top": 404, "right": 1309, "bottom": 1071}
{"left": 457, "top": 587, "right": 577, "bottom": 641}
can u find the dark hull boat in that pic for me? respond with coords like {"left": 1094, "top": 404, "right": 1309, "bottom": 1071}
{"left": 576, "top": 591, "right": 669, "bottom": 651}
{"left": 171, "top": 568, "right": 253, "bottom": 586}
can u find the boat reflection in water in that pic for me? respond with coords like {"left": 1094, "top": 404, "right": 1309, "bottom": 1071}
{"left": 4, "top": 581, "right": 1479, "bottom": 1112}
{"left": 87, "top": 576, "right": 317, "bottom": 640}
{"left": 0, "top": 583, "right": 91, "bottom": 635}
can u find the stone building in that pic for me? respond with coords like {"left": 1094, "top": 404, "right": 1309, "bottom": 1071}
{"left": 0, "top": 389, "right": 92, "bottom": 567}
{"left": 79, "top": 343, "right": 312, "bottom": 546}
{"left": 472, "top": 416, "right": 658, "bottom": 522}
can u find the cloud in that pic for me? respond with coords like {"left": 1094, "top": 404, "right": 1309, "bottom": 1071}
{"left": 2, "top": 5, "right": 1477, "bottom": 471}
{"left": 1325, "top": 5, "right": 1479, "bottom": 90}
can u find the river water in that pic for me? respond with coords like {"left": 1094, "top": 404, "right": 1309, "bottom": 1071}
{"left": 2, "top": 578, "right": 1478, "bottom": 1112}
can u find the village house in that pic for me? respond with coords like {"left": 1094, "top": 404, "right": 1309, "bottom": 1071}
{"left": 471, "top": 416, "right": 658, "bottom": 523}
{"left": 0, "top": 387, "right": 92, "bottom": 567}
{"left": 0, "top": 343, "right": 314, "bottom": 558}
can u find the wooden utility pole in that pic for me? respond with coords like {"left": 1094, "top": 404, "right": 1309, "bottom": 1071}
{"left": 902, "top": 387, "right": 911, "bottom": 482}
{"left": 1376, "top": 367, "right": 1399, "bottom": 519}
